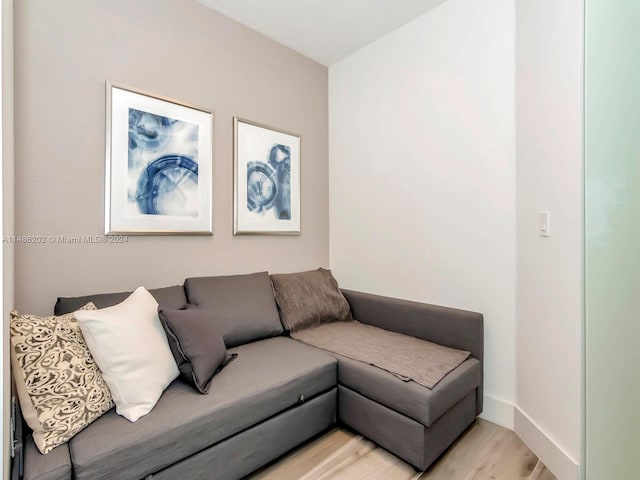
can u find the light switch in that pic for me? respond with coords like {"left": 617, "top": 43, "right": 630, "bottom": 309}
{"left": 538, "top": 211, "right": 550, "bottom": 237}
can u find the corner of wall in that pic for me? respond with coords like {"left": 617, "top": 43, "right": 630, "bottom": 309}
{"left": 479, "top": 395, "right": 515, "bottom": 430}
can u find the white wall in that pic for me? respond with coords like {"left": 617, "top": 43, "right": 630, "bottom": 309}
{"left": 515, "top": 0, "right": 583, "bottom": 478}
{"left": 329, "top": 0, "right": 516, "bottom": 427}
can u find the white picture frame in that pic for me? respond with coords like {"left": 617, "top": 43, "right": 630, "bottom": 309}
{"left": 233, "top": 117, "right": 301, "bottom": 235}
{"left": 105, "top": 83, "right": 213, "bottom": 235}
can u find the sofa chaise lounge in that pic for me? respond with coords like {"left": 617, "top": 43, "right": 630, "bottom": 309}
{"left": 15, "top": 271, "right": 483, "bottom": 480}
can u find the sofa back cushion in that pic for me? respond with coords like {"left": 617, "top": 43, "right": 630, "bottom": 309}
{"left": 184, "top": 272, "right": 283, "bottom": 347}
{"left": 54, "top": 285, "right": 187, "bottom": 315}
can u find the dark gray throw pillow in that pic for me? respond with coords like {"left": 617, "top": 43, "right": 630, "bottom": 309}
{"left": 270, "top": 268, "right": 352, "bottom": 332}
{"left": 158, "top": 309, "right": 236, "bottom": 394}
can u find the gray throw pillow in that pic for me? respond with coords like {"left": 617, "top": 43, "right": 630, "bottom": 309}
{"left": 270, "top": 268, "right": 352, "bottom": 332}
{"left": 159, "top": 309, "right": 236, "bottom": 394}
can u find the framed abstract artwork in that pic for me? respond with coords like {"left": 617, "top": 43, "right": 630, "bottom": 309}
{"left": 233, "top": 117, "right": 301, "bottom": 235}
{"left": 105, "top": 83, "right": 213, "bottom": 235}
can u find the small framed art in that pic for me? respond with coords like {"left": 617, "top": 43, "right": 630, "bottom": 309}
{"left": 105, "top": 83, "right": 213, "bottom": 235}
{"left": 233, "top": 117, "right": 301, "bottom": 235}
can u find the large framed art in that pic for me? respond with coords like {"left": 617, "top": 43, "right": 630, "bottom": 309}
{"left": 105, "top": 83, "right": 213, "bottom": 235}
{"left": 233, "top": 117, "right": 301, "bottom": 235}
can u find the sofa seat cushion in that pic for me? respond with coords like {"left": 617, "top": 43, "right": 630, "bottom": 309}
{"left": 334, "top": 350, "right": 480, "bottom": 427}
{"left": 68, "top": 337, "right": 337, "bottom": 480}
{"left": 292, "top": 321, "right": 470, "bottom": 389}
{"left": 24, "top": 435, "right": 72, "bottom": 480}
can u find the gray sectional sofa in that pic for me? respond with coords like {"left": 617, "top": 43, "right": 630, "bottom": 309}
{"left": 17, "top": 271, "right": 483, "bottom": 480}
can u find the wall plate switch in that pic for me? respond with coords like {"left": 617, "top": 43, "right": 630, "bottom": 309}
{"left": 538, "top": 211, "right": 550, "bottom": 237}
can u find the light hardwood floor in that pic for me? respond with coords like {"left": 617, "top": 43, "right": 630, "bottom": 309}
{"left": 248, "top": 419, "right": 557, "bottom": 480}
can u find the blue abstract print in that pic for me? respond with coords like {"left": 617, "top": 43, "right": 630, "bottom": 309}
{"left": 246, "top": 144, "right": 291, "bottom": 220}
{"left": 128, "top": 109, "right": 199, "bottom": 217}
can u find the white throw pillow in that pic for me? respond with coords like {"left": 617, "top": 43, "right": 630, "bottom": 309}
{"left": 74, "top": 286, "right": 179, "bottom": 422}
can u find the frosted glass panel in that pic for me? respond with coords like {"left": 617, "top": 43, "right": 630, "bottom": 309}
{"left": 585, "top": 1, "right": 640, "bottom": 478}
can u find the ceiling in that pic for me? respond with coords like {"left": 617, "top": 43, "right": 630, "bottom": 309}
{"left": 196, "top": 0, "right": 448, "bottom": 66}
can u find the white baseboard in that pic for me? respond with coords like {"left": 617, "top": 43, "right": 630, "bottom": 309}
{"left": 479, "top": 395, "right": 515, "bottom": 429}
{"left": 514, "top": 407, "right": 579, "bottom": 480}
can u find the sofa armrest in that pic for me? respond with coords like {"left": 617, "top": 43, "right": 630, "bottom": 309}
{"left": 341, "top": 290, "right": 483, "bottom": 361}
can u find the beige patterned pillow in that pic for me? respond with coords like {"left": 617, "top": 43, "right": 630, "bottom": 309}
{"left": 10, "top": 303, "right": 114, "bottom": 454}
